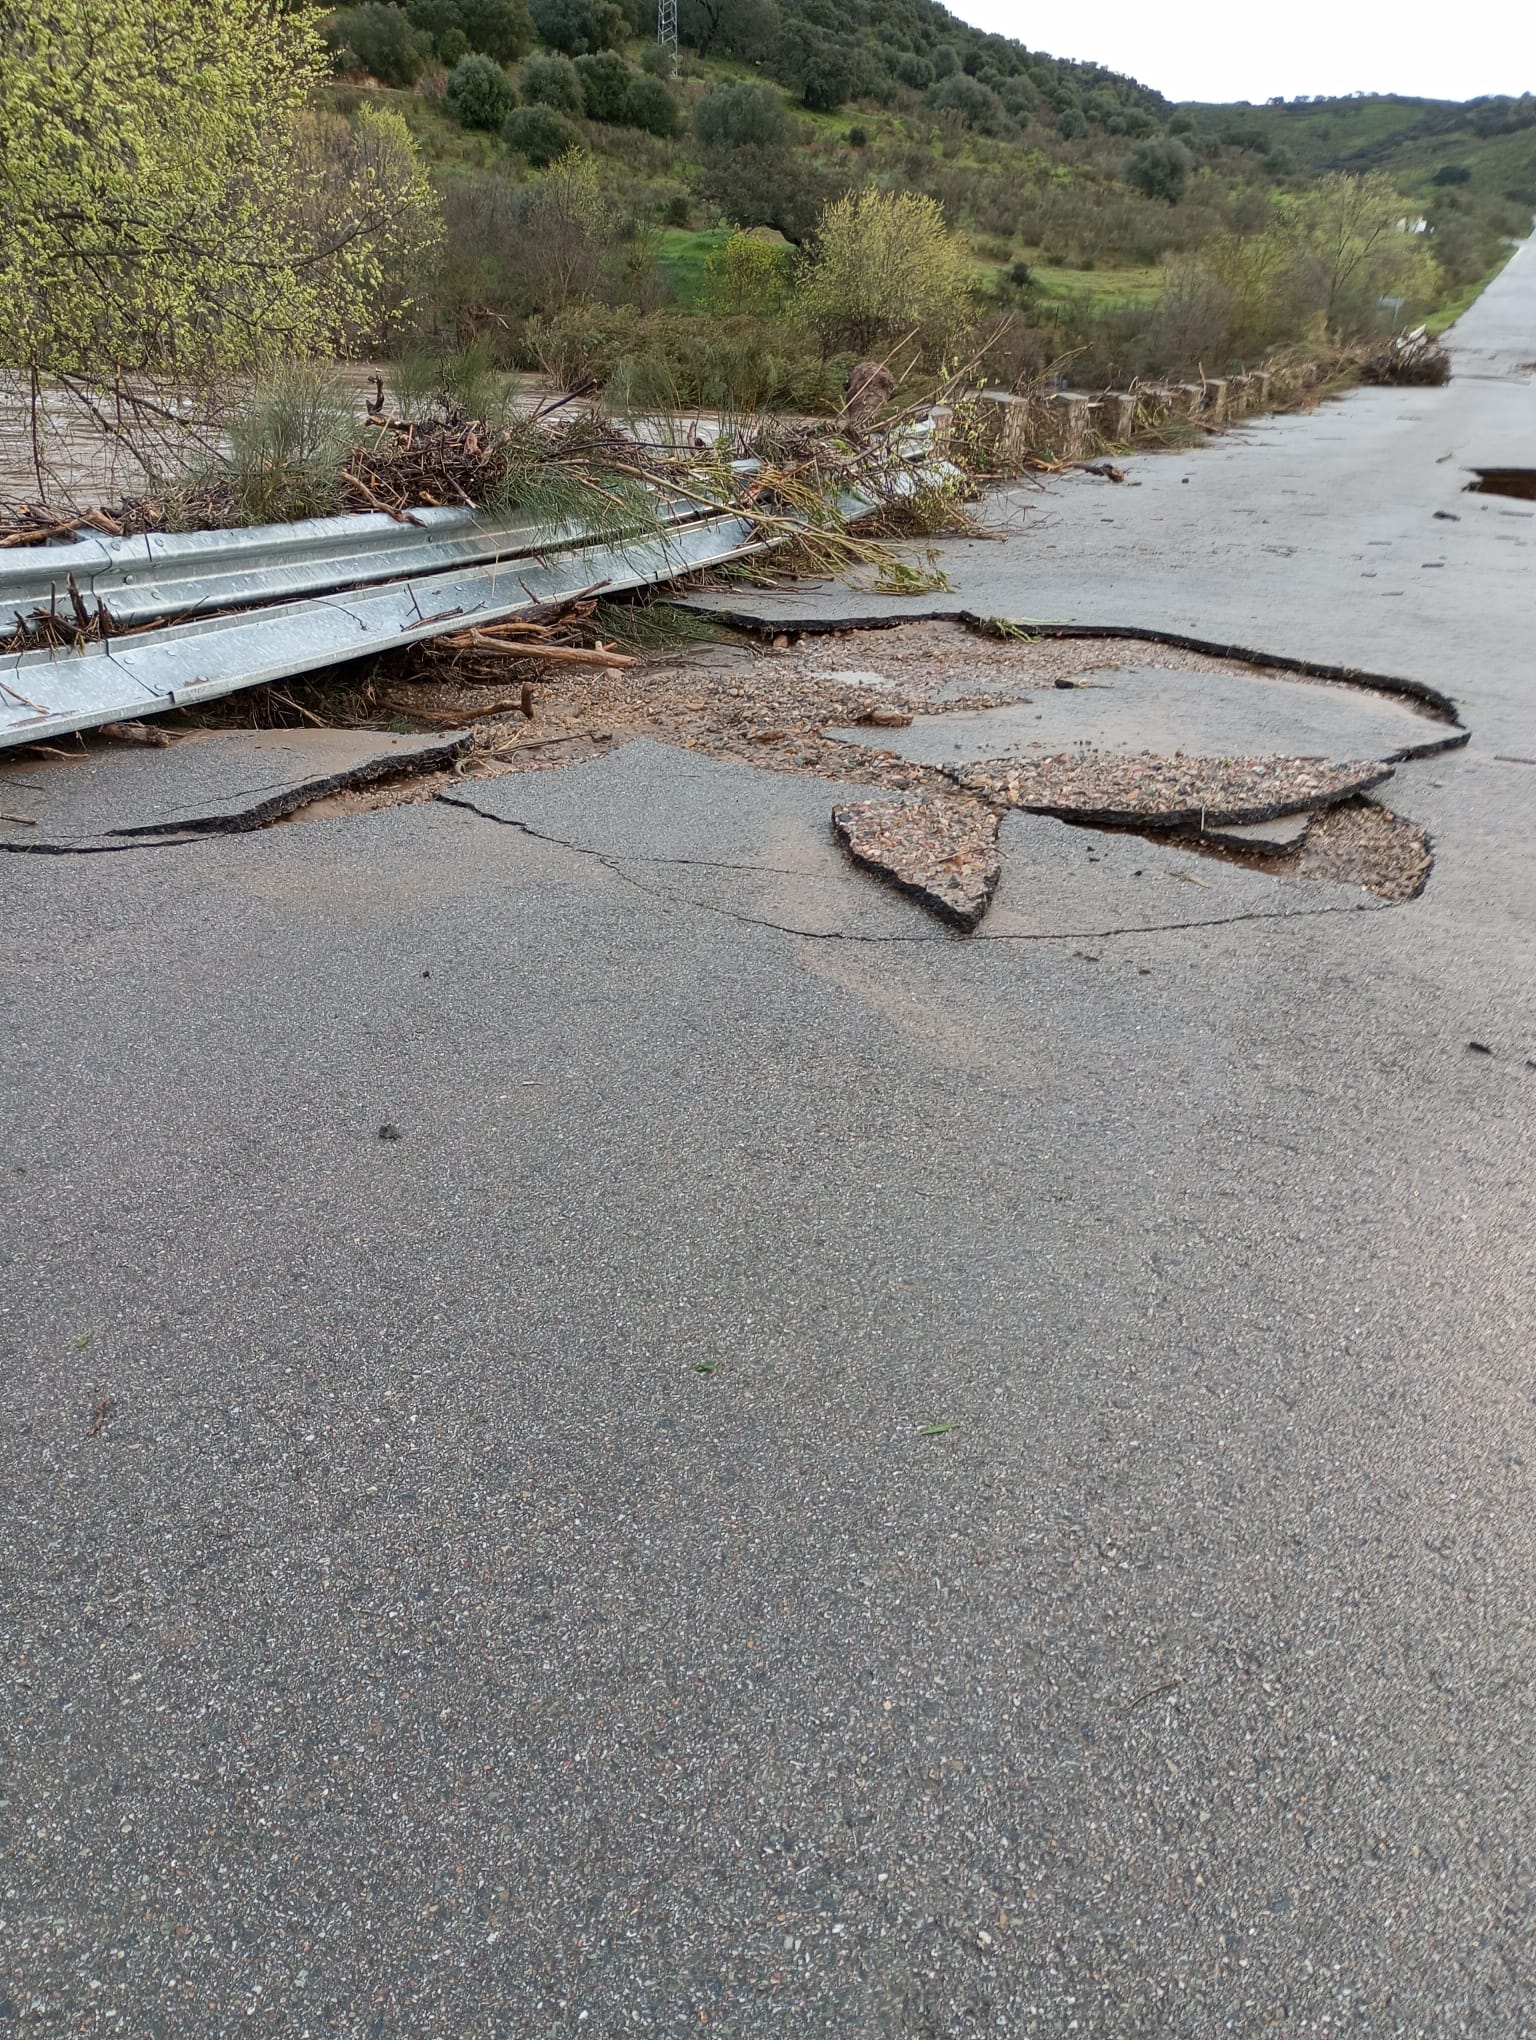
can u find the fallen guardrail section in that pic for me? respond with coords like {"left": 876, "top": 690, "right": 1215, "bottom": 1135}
{"left": 0, "top": 424, "right": 949, "bottom": 751}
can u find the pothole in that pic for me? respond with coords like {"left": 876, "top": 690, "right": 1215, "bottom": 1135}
{"left": 1464, "top": 468, "right": 1536, "bottom": 501}
{"left": 3, "top": 612, "right": 1457, "bottom": 924}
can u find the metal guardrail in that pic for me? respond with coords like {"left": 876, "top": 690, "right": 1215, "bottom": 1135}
{"left": 0, "top": 420, "right": 951, "bottom": 751}
{"left": 0, "top": 480, "right": 754, "bottom": 631}
{"left": 0, "top": 512, "right": 763, "bottom": 748}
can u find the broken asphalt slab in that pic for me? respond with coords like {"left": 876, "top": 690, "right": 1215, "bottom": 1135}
{"left": 439, "top": 736, "right": 1369, "bottom": 939}
{"left": 1194, "top": 808, "right": 1314, "bottom": 852}
{"left": 831, "top": 797, "right": 1001, "bottom": 931}
{"left": 437, "top": 738, "right": 939, "bottom": 939}
{"left": 953, "top": 751, "right": 1393, "bottom": 832}
{"left": 0, "top": 727, "right": 469, "bottom": 853}
{"left": 826, "top": 660, "right": 1451, "bottom": 773}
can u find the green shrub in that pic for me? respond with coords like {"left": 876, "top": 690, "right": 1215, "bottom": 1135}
{"left": 529, "top": 0, "right": 624, "bottom": 55}
{"left": 846, "top": 124, "right": 868, "bottom": 148}
{"left": 456, "top": 0, "right": 534, "bottom": 61}
{"left": 323, "top": 3, "right": 429, "bottom": 86}
{"left": 519, "top": 49, "right": 582, "bottom": 113}
{"left": 503, "top": 103, "right": 581, "bottom": 163}
{"left": 403, "top": 0, "right": 532, "bottom": 61}
{"left": 574, "top": 49, "right": 632, "bottom": 121}
{"left": 926, "top": 73, "right": 1002, "bottom": 133}
{"left": 226, "top": 362, "right": 356, "bottom": 526}
{"left": 693, "top": 80, "right": 788, "bottom": 152}
{"left": 1124, "top": 137, "right": 1192, "bottom": 204}
{"left": 703, "top": 228, "right": 793, "bottom": 314}
{"left": 445, "top": 52, "right": 517, "bottom": 130}
{"left": 624, "top": 73, "right": 681, "bottom": 137}
{"left": 639, "top": 41, "right": 674, "bottom": 77}
{"left": 796, "top": 188, "right": 971, "bottom": 355}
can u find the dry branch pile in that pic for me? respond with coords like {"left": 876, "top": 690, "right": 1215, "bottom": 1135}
{"left": 1358, "top": 327, "right": 1451, "bottom": 387}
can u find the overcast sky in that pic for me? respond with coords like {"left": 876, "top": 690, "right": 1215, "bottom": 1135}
{"left": 945, "top": 0, "right": 1536, "bottom": 105}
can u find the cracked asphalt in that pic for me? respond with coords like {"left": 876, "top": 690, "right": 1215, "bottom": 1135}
{"left": 4, "top": 244, "right": 1536, "bottom": 2037}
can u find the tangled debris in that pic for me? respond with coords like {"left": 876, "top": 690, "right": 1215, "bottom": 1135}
{"left": 1358, "top": 327, "right": 1451, "bottom": 387}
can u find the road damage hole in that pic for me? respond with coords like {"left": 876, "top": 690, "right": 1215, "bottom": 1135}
{"left": 1464, "top": 469, "right": 1536, "bottom": 501}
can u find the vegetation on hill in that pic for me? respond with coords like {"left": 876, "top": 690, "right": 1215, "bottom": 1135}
{"left": 4, "top": 0, "right": 1528, "bottom": 508}
{"left": 312, "top": 1, "right": 1526, "bottom": 400}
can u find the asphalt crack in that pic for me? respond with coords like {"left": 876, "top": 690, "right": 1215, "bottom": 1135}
{"left": 434, "top": 789, "right": 1384, "bottom": 946}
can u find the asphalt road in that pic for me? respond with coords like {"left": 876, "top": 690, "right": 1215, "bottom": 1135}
{"left": 4, "top": 247, "right": 1536, "bottom": 2037}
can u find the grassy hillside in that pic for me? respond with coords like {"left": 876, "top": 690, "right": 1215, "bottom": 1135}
{"left": 321, "top": 0, "right": 1530, "bottom": 398}
{"left": 1181, "top": 92, "right": 1536, "bottom": 207}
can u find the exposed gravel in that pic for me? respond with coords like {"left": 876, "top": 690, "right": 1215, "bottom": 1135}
{"left": 950, "top": 750, "right": 1394, "bottom": 828}
{"left": 239, "top": 619, "right": 1433, "bottom": 901}
{"left": 831, "top": 796, "right": 1002, "bottom": 930}
{"left": 1295, "top": 799, "right": 1434, "bottom": 900}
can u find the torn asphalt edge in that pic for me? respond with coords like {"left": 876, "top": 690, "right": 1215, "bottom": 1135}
{"left": 672, "top": 606, "right": 1471, "bottom": 757}
{"left": 0, "top": 733, "right": 472, "bottom": 855}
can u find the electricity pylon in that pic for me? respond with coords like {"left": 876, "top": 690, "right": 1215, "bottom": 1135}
{"left": 658, "top": 0, "right": 677, "bottom": 55}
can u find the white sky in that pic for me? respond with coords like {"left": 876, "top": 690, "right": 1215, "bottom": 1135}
{"left": 944, "top": 0, "right": 1536, "bottom": 105}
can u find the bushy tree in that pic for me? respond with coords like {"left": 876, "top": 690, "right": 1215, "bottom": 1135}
{"left": 693, "top": 80, "right": 788, "bottom": 152}
{"left": 511, "top": 147, "right": 614, "bottom": 309}
{"left": 624, "top": 73, "right": 681, "bottom": 137}
{"left": 503, "top": 104, "right": 582, "bottom": 163}
{"left": 1056, "top": 105, "right": 1087, "bottom": 139}
{"left": 0, "top": 0, "right": 439, "bottom": 403}
{"left": 405, "top": 0, "right": 532, "bottom": 61}
{"left": 796, "top": 189, "right": 971, "bottom": 355}
{"left": 1125, "top": 137, "right": 1192, "bottom": 204}
{"left": 678, "top": 0, "right": 779, "bottom": 61}
{"left": 1292, "top": 172, "right": 1439, "bottom": 328}
{"left": 574, "top": 49, "right": 632, "bottom": 122}
{"left": 702, "top": 229, "right": 792, "bottom": 314}
{"left": 696, "top": 142, "right": 832, "bottom": 246}
{"left": 529, "top": 0, "right": 624, "bottom": 55}
{"left": 445, "top": 53, "right": 518, "bottom": 130}
{"left": 520, "top": 50, "right": 583, "bottom": 114}
{"left": 926, "top": 73, "right": 1003, "bottom": 133}
{"left": 456, "top": 0, "right": 535, "bottom": 62}
{"left": 785, "top": 30, "right": 864, "bottom": 112}
{"left": 894, "top": 52, "right": 932, "bottom": 90}
{"left": 325, "top": 2, "right": 430, "bottom": 86}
